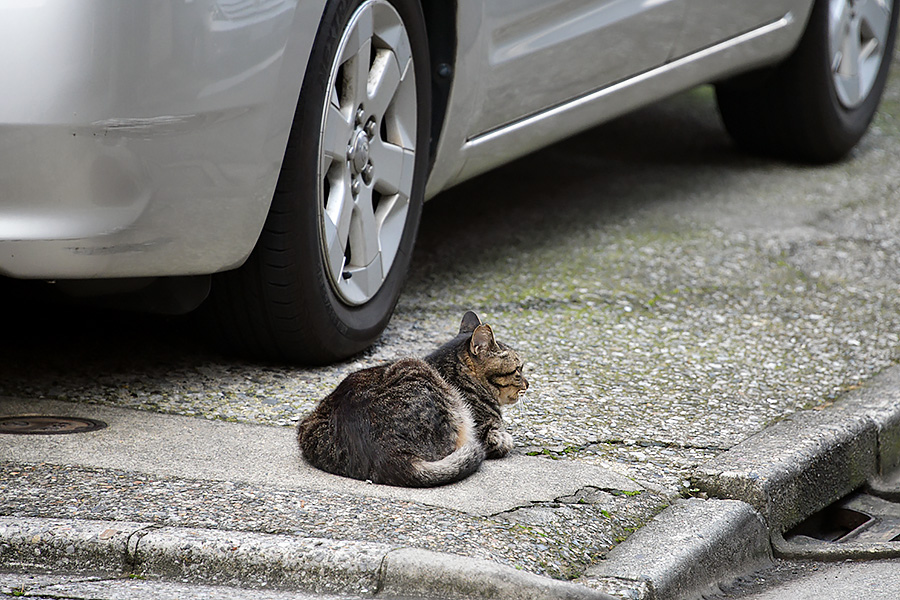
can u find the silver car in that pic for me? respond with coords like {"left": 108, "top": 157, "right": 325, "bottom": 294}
{"left": 1, "top": 0, "right": 896, "bottom": 363}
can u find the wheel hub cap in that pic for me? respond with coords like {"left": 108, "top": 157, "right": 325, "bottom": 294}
{"left": 349, "top": 130, "right": 370, "bottom": 174}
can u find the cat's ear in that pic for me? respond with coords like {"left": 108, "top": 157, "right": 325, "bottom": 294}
{"left": 458, "top": 311, "right": 482, "bottom": 335}
{"left": 470, "top": 324, "right": 498, "bottom": 356}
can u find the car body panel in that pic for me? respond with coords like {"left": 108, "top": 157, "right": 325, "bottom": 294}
{"left": 0, "top": 0, "right": 326, "bottom": 278}
{"left": 0, "top": 0, "right": 816, "bottom": 278}
{"left": 672, "top": 0, "right": 813, "bottom": 59}
{"left": 425, "top": 0, "right": 815, "bottom": 195}
{"left": 464, "top": 0, "right": 687, "bottom": 137}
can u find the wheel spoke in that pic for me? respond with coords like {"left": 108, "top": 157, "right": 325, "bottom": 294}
{"left": 375, "top": 194, "right": 409, "bottom": 270}
{"left": 366, "top": 50, "right": 403, "bottom": 121}
{"left": 369, "top": 138, "right": 414, "bottom": 197}
{"left": 322, "top": 171, "right": 354, "bottom": 279}
{"left": 347, "top": 187, "right": 380, "bottom": 268}
{"left": 844, "top": 17, "right": 863, "bottom": 76}
{"left": 321, "top": 103, "right": 353, "bottom": 162}
{"left": 830, "top": 0, "right": 852, "bottom": 48}
{"left": 859, "top": 0, "right": 892, "bottom": 47}
{"left": 339, "top": 4, "right": 374, "bottom": 68}
{"left": 837, "top": 63, "right": 862, "bottom": 105}
{"left": 341, "top": 256, "right": 385, "bottom": 302}
{"left": 342, "top": 185, "right": 384, "bottom": 301}
{"left": 858, "top": 0, "right": 891, "bottom": 93}
{"left": 373, "top": 8, "right": 411, "bottom": 68}
{"left": 345, "top": 38, "right": 373, "bottom": 111}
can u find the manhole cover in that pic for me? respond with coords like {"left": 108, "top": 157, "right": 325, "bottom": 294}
{"left": 0, "top": 416, "right": 107, "bottom": 435}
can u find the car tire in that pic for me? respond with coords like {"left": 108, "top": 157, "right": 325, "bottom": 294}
{"left": 207, "top": 0, "right": 431, "bottom": 364}
{"left": 716, "top": 0, "right": 898, "bottom": 163}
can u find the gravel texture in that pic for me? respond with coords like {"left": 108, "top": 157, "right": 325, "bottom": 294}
{"left": 2, "top": 52, "right": 900, "bottom": 585}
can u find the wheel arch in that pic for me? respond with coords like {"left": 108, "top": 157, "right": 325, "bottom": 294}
{"left": 715, "top": 0, "right": 899, "bottom": 163}
{"left": 206, "top": 0, "right": 437, "bottom": 363}
{"left": 420, "top": 0, "right": 458, "bottom": 173}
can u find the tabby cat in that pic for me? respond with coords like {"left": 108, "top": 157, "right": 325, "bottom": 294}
{"left": 297, "top": 311, "right": 528, "bottom": 487}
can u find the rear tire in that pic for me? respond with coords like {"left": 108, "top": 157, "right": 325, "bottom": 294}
{"left": 208, "top": 0, "right": 431, "bottom": 364}
{"left": 716, "top": 0, "right": 898, "bottom": 163}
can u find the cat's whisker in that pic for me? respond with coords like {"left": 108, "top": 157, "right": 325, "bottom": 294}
{"left": 515, "top": 390, "right": 528, "bottom": 414}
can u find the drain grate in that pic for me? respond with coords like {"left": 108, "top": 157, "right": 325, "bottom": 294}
{"left": 785, "top": 506, "right": 873, "bottom": 543}
{"left": 0, "top": 416, "right": 107, "bottom": 435}
{"left": 776, "top": 467, "right": 900, "bottom": 558}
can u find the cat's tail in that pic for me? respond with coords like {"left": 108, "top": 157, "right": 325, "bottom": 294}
{"left": 409, "top": 436, "right": 485, "bottom": 487}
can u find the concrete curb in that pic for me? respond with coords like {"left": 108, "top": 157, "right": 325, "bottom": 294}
{"left": 580, "top": 365, "right": 900, "bottom": 600}
{"left": 0, "top": 518, "right": 142, "bottom": 575}
{"left": 133, "top": 525, "right": 388, "bottom": 594}
{"left": 693, "top": 365, "right": 900, "bottom": 534}
{"left": 0, "top": 516, "right": 616, "bottom": 600}
{"left": 580, "top": 498, "right": 771, "bottom": 600}
{"left": 381, "top": 548, "right": 612, "bottom": 600}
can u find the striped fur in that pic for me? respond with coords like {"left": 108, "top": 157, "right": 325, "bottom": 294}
{"left": 297, "top": 312, "right": 527, "bottom": 486}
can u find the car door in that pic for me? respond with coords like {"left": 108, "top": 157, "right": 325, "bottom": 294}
{"left": 467, "top": 0, "right": 687, "bottom": 138}
{"left": 671, "top": 0, "right": 811, "bottom": 59}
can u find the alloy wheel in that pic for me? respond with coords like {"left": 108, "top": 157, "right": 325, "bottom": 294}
{"left": 829, "top": 0, "right": 893, "bottom": 108}
{"left": 318, "top": 0, "right": 418, "bottom": 306}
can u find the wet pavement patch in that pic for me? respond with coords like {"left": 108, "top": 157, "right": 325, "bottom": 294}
{"left": 0, "top": 416, "right": 107, "bottom": 435}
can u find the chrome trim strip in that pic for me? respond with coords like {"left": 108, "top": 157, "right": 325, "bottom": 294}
{"left": 464, "top": 15, "right": 793, "bottom": 149}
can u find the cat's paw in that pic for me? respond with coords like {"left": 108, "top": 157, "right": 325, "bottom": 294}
{"left": 485, "top": 429, "right": 513, "bottom": 458}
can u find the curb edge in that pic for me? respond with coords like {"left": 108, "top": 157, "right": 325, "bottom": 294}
{"left": 0, "top": 516, "right": 615, "bottom": 600}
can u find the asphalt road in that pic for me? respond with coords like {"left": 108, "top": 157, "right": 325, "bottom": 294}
{"left": 714, "top": 559, "right": 900, "bottom": 600}
{"left": 2, "top": 52, "right": 900, "bottom": 587}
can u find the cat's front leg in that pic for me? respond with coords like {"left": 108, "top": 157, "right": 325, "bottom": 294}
{"left": 484, "top": 427, "right": 513, "bottom": 458}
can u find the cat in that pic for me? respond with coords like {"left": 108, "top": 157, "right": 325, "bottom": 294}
{"left": 297, "top": 311, "right": 528, "bottom": 487}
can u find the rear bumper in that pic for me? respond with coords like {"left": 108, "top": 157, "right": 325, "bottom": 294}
{"left": 0, "top": 0, "right": 323, "bottom": 279}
